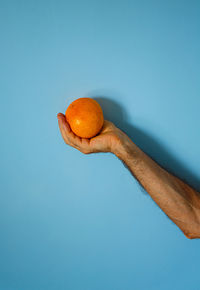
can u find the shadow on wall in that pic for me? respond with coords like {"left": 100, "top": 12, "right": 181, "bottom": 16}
{"left": 87, "top": 94, "right": 200, "bottom": 192}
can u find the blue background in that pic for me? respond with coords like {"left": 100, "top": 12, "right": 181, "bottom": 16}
{"left": 0, "top": 0, "right": 200, "bottom": 289}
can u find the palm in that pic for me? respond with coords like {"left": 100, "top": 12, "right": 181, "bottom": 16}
{"left": 57, "top": 113, "right": 121, "bottom": 154}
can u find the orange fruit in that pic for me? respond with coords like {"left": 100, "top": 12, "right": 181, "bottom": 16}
{"left": 65, "top": 97, "right": 104, "bottom": 138}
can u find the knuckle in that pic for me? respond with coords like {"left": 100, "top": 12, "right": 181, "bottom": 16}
{"left": 64, "top": 138, "right": 71, "bottom": 145}
{"left": 81, "top": 149, "right": 90, "bottom": 154}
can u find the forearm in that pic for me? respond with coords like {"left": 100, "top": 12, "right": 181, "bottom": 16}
{"left": 113, "top": 137, "right": 200, "bottom": 239}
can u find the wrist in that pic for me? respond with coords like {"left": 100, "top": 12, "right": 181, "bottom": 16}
{"left": 111, "top": 131, "right": 141, "bottom": 161}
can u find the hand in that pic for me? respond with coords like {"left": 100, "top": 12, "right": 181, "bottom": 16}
{"left": 57, "top": 113, "right": 129, "bottom": 154}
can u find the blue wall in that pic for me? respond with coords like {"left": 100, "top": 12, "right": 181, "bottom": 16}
{"left": 1, "top": 0, "right": 200, "bottom": 289}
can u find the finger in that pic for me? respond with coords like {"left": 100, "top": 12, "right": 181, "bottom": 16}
{"left": 57, "top": 113, "right": 71, "bottom": 142}
{"left": 57, "top": 113, "right": 71, "bottom": 133}
{"left": 57, "top": 113, "right": 82, "bottom": 148}
{"left": 99, "top": 120, "right": 115, "bottom": 134}
{"left": 81, "top": 138, "right": 90, "bottom": 148}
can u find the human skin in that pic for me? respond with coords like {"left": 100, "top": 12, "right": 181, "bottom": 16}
{"left": 57, "top": 113, "right": 200, "bottom": 239}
